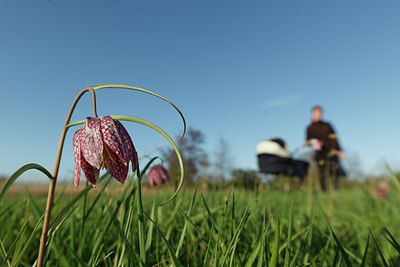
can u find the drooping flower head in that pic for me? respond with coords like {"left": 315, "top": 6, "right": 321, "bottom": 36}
{"left": 73, "top": 116, "right": 137, "bottom": 187}
{"left": 148, "top": 165, "right": 170, "bottom": 187}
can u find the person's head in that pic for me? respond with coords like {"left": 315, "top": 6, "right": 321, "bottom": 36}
{"left": 311, "top": 106, "right": 323, "bottom": 122}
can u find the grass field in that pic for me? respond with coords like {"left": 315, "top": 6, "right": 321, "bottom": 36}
{"left": 1, "top": 176, "right": 400, "bottom": 266}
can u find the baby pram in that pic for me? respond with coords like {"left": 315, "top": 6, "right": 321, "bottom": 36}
{"left": 257, "top": 138, "right": 309, "bottom": 180}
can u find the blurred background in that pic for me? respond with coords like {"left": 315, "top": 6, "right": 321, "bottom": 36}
{"left": 1, "top": 0, "right": 399, "bottom": 184}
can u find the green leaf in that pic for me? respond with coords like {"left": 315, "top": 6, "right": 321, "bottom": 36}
{"left": 0, "top": 163, "right": 53, "bottom": 202}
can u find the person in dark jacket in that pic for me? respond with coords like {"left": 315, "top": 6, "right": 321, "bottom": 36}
{"left": 306, "top": 106, "right": 345, "bottom": 191}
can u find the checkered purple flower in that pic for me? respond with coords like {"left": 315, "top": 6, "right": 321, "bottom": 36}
{"left": 73, "top": 116, "right": 137, "bottom": 187}
{"left": 148, "top": 165, "right": 170, "bottom": 187}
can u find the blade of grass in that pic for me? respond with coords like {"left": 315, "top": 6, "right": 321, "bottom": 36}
{"left": 62, "top": 238, "right": 88, "bottom": 266}
{"left": 93, "top": 243, "right": 105, "bottom": 266}
{"left": 113, "top": 217, "right": 140, "bottom": 266}
{"left": 203, "top": 224, "right": 215, "bottom": 266}
{"left": 244, "top": 219, "right": 270, "bottom": 267}
{"left": 98, "top": 251, "right": 115, "bottom": 267}
{"left": 289, "top": 224, "right": 313, "bottom": 267}
{"left": 50, "top": 186, "right": 92, "bottom": 228}
{"left": 89, "top": 186, "right": 133, "bottom": 266}
{"left": 11, "top": 198, "right": 30, "bottom": 267}
{"left": 269, "top": 216, "right": 280, "bottom": 267}
{"left": 44, "top": 206, "right": 78, "bottom": 265}
{"left": 219, "top": 203, "right": 251, "bottom": 266}
{"left": 1, "top": 220, "right": 29, "bottom": 266}
{"left": 284, "top": 201, "right": 294, "bottom": 267}
{"left": 201, "top": 193, "right": 220, "bottom": 234}
{"left": 370, "top": 229, "right": 388, "bottom": 267}
{"left": 143, "top": 210, "right": 182, "bottom": 267}
{"left": 360, "top": 232, "right": 370, "bottom": 267}
{"left": 0, "top": 240, "right": 10, "bottom": 267}
{"left": 145, "top": 200, "right": 156, "bottom": 252}
{"left": 14, "top": 212, "right": 45, "bottom": 265}
{"left": 383, "top": 227, "right": 400, "bottom": 255}
{"left": 84, "top": 174, "right": 112, "bottom": 218}
{"left": 178, "top": 209, "right": 209, "bottom": 244}
{"left": 332, "top": 246, "right": 340, "bottom": 266}
{"left": 136, "top": 166, "right": 146, "bottom": 265}
{"left": 317, "top": 201, "right": 352, "bottom": 267}
{"left": 26, "top": 191, "right": 42, "bottom": 222}
{"left": 176, "top": 183, "right": 198, "bottom": 257}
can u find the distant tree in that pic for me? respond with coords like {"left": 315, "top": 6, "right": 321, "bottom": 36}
{"left": 198, "top": 152, "right": 212, "bottom": 182}
{"left": 344, "top": 152, "right": 364, "bottom": 181}
{"left": 214, "top": 136, "right": 233, "bottom": 185}
{"left": 163, "top": 128, "right": 208, "bottom": 185}
{"left": 231, "top": 169, "right": 261, "bottom": 190}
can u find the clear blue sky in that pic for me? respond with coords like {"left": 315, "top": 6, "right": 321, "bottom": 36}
{"left": 1, "top": 0, "right": 400, "bottom": 182}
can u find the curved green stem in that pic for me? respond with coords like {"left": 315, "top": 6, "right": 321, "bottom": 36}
{"left": 90, "top": 84, "right": 186, "bottom": 141}
{"left": 37, "top": 87, "right": 98, "bottom": 267}
{"left": 37, "top": 84, "right": 184, "bottom": 266}
{"left": 0, "top": 163, "right": 53, "bottom": 202}
{"left": 66, "top": 115, "right": 184, "bottom": 206}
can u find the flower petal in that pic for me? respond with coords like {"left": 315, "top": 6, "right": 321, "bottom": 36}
{"left": 100, "top": 116, "right": 136, "bottom": 170}
{"left": 104, "top": 147, "right": 129, "bottom": 183}
{"left": 73, "top": 128, "right": 82, "bottom": 187}
{"left": 114, "top": 119, "right": 137, "bottom": 168}
{"left": 80, "top": 117, "right": 104, "bottom": 169}
{"left": 80, "top": 151, "right": 100, "bottom": 186}
{"left": 148, "top": 165, "right": 170, "bottom": 187}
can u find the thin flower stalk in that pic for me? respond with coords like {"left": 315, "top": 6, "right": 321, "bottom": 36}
{"left": 35, "top": 85, "right": 185, "bottom": 267}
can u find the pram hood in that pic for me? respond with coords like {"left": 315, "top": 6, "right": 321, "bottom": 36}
{"left": 256, "top": 138, "right": 291, "bottom": 158}
{"left": 257, "top": 138, "right": 309, "bottom": 178}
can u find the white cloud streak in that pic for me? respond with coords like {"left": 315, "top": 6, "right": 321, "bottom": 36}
{"left": 263, "top": 95, "right": 299, "bottom": 108}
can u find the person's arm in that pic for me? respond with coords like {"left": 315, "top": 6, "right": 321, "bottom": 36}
{"left": 327, "top": 124, "right": 341, "bottom": 150}
{"left": 327, "top": 123, "right": 345, "bottom": 160}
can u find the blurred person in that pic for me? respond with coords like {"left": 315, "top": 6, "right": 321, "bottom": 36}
{"left": 306, "top": 106, "right": 345, "bottom": 191}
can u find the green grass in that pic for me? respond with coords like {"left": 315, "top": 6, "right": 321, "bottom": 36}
{"left": 1, "top": 178, "right": 400, "bottom": 266}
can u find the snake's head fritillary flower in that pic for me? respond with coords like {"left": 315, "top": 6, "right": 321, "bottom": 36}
{"left": 73, "top": 116, "right": 137, "bottom": 187}
{"left": 148, "top": 165, "right": 170, "bottom": 187}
